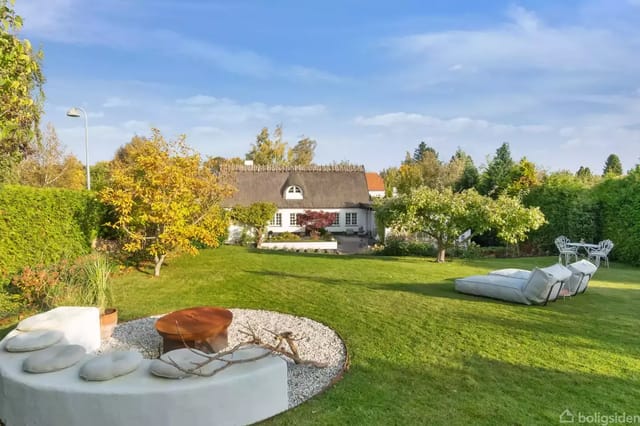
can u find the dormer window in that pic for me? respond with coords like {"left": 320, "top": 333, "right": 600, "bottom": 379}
{"left": 285, "top": 185, "right": 303, "bottom": 200}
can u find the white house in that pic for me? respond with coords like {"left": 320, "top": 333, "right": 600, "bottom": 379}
{"left": 222, "top": 165, "right": 381, "bottom": 240}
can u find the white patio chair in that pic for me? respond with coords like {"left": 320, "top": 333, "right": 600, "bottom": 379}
{"left": 588, "top": 239, "right": 614, "bottom": 268}
{"left": 554, "top": 236, "right": 578, "bottom": 265}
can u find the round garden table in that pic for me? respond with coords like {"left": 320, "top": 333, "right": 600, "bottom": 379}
{"left": 155, "top": 306, "right": 233, "bottom": 354}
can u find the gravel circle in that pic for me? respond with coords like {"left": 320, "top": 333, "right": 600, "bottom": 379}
{"left": 98, "top": 308, "right": 348, "bottom": 408}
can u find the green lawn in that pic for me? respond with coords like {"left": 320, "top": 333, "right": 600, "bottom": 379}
{"left": 6, "top": 246, "right": 640, "bottom": 424}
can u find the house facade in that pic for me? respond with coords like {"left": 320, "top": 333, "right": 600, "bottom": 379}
{"left": 222, "top": 165, "right": 380, "bottom": 240}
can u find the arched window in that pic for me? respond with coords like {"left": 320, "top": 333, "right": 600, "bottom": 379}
{"left": 285, "top": 185, "right": 303, "bottom": 199}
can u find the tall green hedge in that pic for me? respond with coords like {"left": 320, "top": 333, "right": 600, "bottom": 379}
{"left": 524, "top": 173, "right": 598, "bottom": 253}
{"left": 594, "top": 168, "right": 640, "bottom": 266}
{"left": 0, "top": 185, "right": 105, "bottom": 278}
{"left": 524, "top": 169, "right": 640, "bottom": 265}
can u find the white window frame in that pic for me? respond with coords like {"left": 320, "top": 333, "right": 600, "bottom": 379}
{"left": 284, "top": 186, "right": 303, "bottom": 200}
{"left": 332, "top": 213, "right": 340, "bottom": 226}
{"left": 289, "top": 213, "right": 299, "bottom": 226}
{"left": 270, "top": 213, "right": 282, "bottom": 226}
{"left": 345, "top": 212, "right": 357, "bottom": 226}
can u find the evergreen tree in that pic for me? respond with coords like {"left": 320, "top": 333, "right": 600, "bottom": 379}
{"left": 453, "top": 149, "right": 479, "bottom": 192}
{"left": 603, "top": 154, "right": 623, "bottom": 176}
{"left": 478, "top": 142, "right": 517, "bottom": 198}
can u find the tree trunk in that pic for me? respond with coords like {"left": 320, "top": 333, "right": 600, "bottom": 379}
{"left": 437, "top": 247, "right": 446, "bottom": 263}
{"left": 255, "top": 228, "right": 263, "bottom": 248}
{"left": 154, "top": 253, "right": 166, "bottom": 277}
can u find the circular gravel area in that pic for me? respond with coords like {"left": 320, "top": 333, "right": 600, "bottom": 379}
{"left": 98, "top": 309, "right": 348, "bottom": 408}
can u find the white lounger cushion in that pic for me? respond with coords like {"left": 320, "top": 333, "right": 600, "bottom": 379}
{"left": 567, "top": 259, "right": 598, "bottom": 293}
{"left": 489, "top": 268, "right": 531, "bottom": 280}
{"left": 456, "top": 264, "right": 572, "bottom": 305}
{"left": 4, "top": 330, "right": 64, "bottom": 353}
{"left": 23, "top": 344, "right": 86, "bottom": 373}
{"left": 80, "top": 351, "right": 143, "bottom": 381}
{"left": 455, "top": 274, "right": 531, "bottom": 304}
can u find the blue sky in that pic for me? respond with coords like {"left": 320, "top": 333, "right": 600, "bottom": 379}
{"left": 15, "top": 0, "right": 640, "bottom": 173}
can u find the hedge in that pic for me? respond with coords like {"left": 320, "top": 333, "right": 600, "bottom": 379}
{"left": 0, "top": 185, "right": 105, "bottom": 279}
{"left": 594, "top": 168, "right": 640, "bottom": 266}
{"left": 524, "top": 169, "right": 640, "bottom": 265}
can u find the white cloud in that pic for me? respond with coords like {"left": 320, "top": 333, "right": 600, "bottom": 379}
{"left": 103, "top": 97, "right": 131, "bottom": 108}
{"left": 386, "top": 6, "right": 640, "bottom": 79}
{"left": 17, "top": 3, "right": 342, "bottom": 83}
{"left": 176, "top": 95, "right": 326, "bottom": 123}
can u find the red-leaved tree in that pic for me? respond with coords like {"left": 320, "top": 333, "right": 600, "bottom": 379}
{"left": 296, "top": 210, "right": 336, "bottom": 237}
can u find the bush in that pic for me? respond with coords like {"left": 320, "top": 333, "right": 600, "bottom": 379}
{"left": 0, "top": 283, "right": 24, "bottom": 320}
{"left": 8, "top": 257, "right": 85, "bottom": 310}
{"left": 0, "top": 185, "right": 106, "bottom": 278}
{"left": 451, "top": 241, "right": 482, "bottom": 259}
{"left": 374, "top": 235, "right": 437, "bottom": 257}
{"left": 269, "top": 232, "right": 302, "bottom": 242}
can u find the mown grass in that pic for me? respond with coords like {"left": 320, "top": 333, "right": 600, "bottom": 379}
{"left": 5, "top": 246, "right": 640, "bottom": 424}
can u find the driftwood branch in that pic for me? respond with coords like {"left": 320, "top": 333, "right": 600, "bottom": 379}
{"left": 161, "top": 322, "right": 327, "bottom": 377}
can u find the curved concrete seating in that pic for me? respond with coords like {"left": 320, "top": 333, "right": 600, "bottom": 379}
{"left": 0, "top": 307, "right": 288, "bottom": 426}
{"left": 455, "top": 264, "right": 572, "bottom": 305}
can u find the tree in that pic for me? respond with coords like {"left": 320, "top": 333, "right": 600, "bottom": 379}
{"left": 288, "top": 137, "right": 316, "bottom": 166}
{"left": 0, "top": 0, "right": 45, "bottom": 181}
{"left": 17, "top": 122, "right": 84, "bottom": 189}
{"left": 100, "top": 129, "right": 235, "bottom": 276}
{"left": 576, "top": 166, "right": 592, "bottom": 180}
{"left": 490, "top": 194, "right": 546, "bottom": 250}
{"left": 453, "top": 149, "right": 479, "bottom": 192}
{"left": 376, "top": 187, "right": 491, "bottom": 262}
{"left": 246, "top": 126, "right": 287, "bottom": 165}
{"left": 478, "top": 142, "right": 517, "bottom": 197}
{"left": 603, "top": 154, "right": 623, "bottom": 177}
{"left": 296, "top": 210, "right": 336, "bottom": 237}
{"left": 376, "top": 186, "right": 545, "bottom": 262}
{"left": 413, "top": 141, "right": 437, "bottom": 162}
{"left": 506, "top": 158, "right": 541, "bottom": 197}
{"left": 204, "top": 156, "right": 244, "bottom": 173}
{"left": 230, "top": 202, "right": 277, "bottom": 247}
{"left": 89, "top": 161, "right": 112, "bottom": 192}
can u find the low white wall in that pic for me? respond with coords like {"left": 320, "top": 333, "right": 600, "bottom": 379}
{"left": 261, "top": 240, "right": 338, "bottom": 251}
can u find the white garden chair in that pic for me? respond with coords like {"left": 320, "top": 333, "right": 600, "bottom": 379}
{"left": 588, "top": 239, "right": 614, "bottom": 268}
{"left": 554, "top": 236, "right": 578, "bottom": 265}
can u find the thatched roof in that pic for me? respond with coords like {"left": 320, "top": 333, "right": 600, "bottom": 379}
{"left": 221, "top": 165, "right": 371, "bottom": 208}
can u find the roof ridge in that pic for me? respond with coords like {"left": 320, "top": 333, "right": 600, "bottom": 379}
{"left": 221, "top": 164, "right": 365, "bottom": 172}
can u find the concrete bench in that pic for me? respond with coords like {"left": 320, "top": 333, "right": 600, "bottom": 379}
{"left": 0, "top": 307, "right": 288, "bottom": 426}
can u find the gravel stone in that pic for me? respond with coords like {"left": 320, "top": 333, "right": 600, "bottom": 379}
{"left": 98, "top": 309, "right": 347, "bottom": 408}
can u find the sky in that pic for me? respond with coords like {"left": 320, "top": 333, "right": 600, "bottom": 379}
{"left": 14, "top": 0, "right": 640, "bottom": 174}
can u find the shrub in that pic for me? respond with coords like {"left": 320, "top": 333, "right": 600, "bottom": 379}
{"left": 269, "top": 232, "right": 302, "bottom": 242}
{"left": 374, "top": 235, "right": 437, "bottom": 257}
{"left": 9, "top": 258, "right": 85, "bottom": 310}
{"left": 0, "top": 185, "right": 105, "bottom": 278}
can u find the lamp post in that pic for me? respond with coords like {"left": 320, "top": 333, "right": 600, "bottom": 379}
{"left": 66, "top": 107, "right": 90, "bottom": 190}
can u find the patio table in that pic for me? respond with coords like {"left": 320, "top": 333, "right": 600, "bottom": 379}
{"left": 566, "top": 242, "right": 599, "bottom": 256}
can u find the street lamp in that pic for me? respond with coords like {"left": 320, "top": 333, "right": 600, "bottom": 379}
{"left": 66, "top": 106, "right": 90, "bottom": 190}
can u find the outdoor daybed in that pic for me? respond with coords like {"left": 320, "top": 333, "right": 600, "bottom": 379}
{"left": 455, "top": 262, "right": 588, "bottom": 305}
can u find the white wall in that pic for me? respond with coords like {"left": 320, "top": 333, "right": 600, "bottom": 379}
{"left": 267, "top": 208, "right": 372, "bottom": 234}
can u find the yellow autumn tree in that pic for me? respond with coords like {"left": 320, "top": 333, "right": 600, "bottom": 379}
{"left": 100, "top": 129, "right": 235, "bottom": 276}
